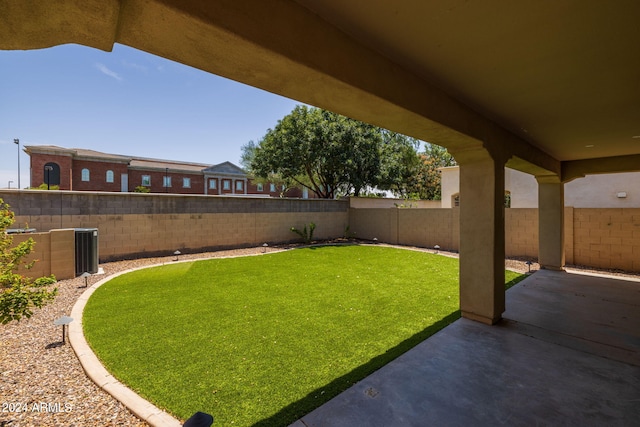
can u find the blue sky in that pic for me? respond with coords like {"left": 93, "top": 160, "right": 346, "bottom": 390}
{"left": 0, "top": 44, "right": 302, "bottom": 188}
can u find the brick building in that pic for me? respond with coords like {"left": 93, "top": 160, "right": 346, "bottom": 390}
{"left": 25, "top": 145, "right": 311, "bottom": 198}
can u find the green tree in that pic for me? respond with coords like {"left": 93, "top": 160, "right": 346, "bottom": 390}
{"left": 377, "top": 131, "right": 421, "bottom": 197}
{"left": 0, "top": 198, "right": 57, "bottom": 324}
{"left": 405, "top": 143, "right": 456, "bottom": 200}
{"left": 241, "top": 139, "right": 298, "bottom": 197}
{"left": 251, "top": 106, "right": 383, "bottom": 198}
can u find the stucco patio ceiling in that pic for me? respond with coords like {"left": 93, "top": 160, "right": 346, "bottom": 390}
{"left": 1, "top": 0, "right": 639, "bottom": 176}
{"left": 294, "top": 0, "right": 640, "bottom": 163}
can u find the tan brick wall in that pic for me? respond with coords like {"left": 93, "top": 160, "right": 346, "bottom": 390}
{"left": 505, "top": 208, "right": 538, "bottom": 257}
{"left": 349, "top": 207, "right": 640, "bottom": 272}
{"left": 398, "top": 209, "right": 456, "bottom": 250}
{"left": 348, "top": 208, "right": 398, "bottom": 243}
{"left": 572, "top": 208, "right": 640, "bottom": 271}
{"left": 10, "top": 229, "right": 75, "bottom": 281}
{"left": 11, "top": 232, "right": 51, "bottom": 279}
{"left": 3, "top": 190, "right": 639, "bottom": 273}
{"left": 3, "top": 191, "right": 348, "bottom": 262}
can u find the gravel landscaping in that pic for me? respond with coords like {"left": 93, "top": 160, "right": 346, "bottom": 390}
{"left": 1, "top": 242, "right": 637, "bottom": 426}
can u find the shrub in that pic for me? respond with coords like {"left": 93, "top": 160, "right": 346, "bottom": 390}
{"left": 134, "top": 186, "right": 151, "bottom": 193}
{"left": 290, "top": 222, "right": 316, "bottom": 244}
{"left": 0, "top": 198, "right": 57, "bottom": 324}
{"left": 31, "top": 183, "right": 60, "bottom": 190}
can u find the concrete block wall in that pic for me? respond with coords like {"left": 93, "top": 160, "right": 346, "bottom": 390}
{"left": 2, "top": 190, "right": 348, "bottom": 262}
{"left": 1, "top": 190, "right": 638, "bottom": 274}
{"left": 398, "top": 209, "right": 457, "bottom": 251}
{"left": 11, "top": 229, "right": 75, "bottom": 280}
{"left": 349, "top": 206, "right": 639, "bottom": 272}
{"left": 505, "top": 208, "right": 538, "bottom": 258}
{"left": 572, "top": 208, "right": 640, "bottom": 271}
{"left": 348, "top": 208, "right": 399, "bottom": 243}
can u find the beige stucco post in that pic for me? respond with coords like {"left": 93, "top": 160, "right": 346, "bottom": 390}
{"left": 457, "top": 149, "right": 506, "bottom": 325}
{"left": 537, "top": 176, "right": 565, "bottom": 270}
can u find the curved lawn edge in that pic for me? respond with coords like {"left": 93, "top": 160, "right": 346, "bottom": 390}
{"left": 69, "top": 249, "right": 290, "bottom": 426}
{"left": 69, "top": 263, "right": 184, "bottom": 427}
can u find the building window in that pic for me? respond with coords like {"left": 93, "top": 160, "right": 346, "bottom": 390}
{"left": 235, "top": 180, "right": 244, "bottom": 192}
{"left": 270, "top": 183, "right": 276, "bottom": 192}
{"left": 163, "top": 176, "right": 172, "bottom": 187}
{"left": 142, "top": 175, "right": 151, "bottom": 186}
{"left": 209, "top": 179, "right": 217, "bottom": 189}
{"left": 81, "top": 168, "right": 90, "bottom": 182}
{"left": 106, "top": 170, "right": 114, "bottom": 183}
{"left": 183, "top": 177, "right": 191, "bottom": 188}
{"left": 256, "top": 183, "right": 263, "bottom": 192}
{"left": 223, "top": 180, "right": 231, "bottom": 190}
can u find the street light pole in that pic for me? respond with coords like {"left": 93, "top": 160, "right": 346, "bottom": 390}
{"left": 44, "top": 165, "right": 53, "bottom": 190}
{"left": 13, "top": 139, "right": 20, "bottom": 189}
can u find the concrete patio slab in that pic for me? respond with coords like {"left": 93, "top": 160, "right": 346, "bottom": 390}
{"left": 294, "top": 270, "right": 640, "bottom": 426}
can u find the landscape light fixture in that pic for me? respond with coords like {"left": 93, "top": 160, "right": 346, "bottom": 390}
{"left": 434, "top": 245, "right": 440, "bottom": 254}
{"left": 53, "top": 315, "right": 73, "bottom": 344}
{"left": 80, "top": 272, "right": 91, "bottom": 288}
{"left": 373, "top": 237, "right": 378, "bottom": 244}
{"left": 526, "top": 260, "right": 533, "bottom": 273}
{"left": 262, "top": 243, "right": 268, "bottom": 253}
{"left": 13, "top": 139, "right": 20, "bottom": 189}
{"left": 173, "top": 250, "right": 181, "bottom": 261}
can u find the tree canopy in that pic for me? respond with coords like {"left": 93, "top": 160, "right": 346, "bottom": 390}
{"left": 244, "top": 105, "right": 455, "bottom": 199}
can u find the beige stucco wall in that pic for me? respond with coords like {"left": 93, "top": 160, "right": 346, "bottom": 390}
{"left": 441, "top": 167, "right": 640, "bottom": 208}
{"left": 439, "top": 167, "right": 460, "bottom": 208}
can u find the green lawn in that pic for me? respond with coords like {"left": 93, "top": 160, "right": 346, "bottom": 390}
{"left": 83, "top": 245, "right": 525, "bottom": 426}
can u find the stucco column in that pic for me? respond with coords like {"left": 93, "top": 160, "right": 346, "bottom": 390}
{"left": 457, "top": 149, "right": 506, "bottom": 325}
{"left": 537, "top": 176, "right": 565, "bottom": 270}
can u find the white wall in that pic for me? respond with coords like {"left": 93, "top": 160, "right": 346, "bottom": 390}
{"left": 440, "top": 167, "right": 640, "bottom": 208}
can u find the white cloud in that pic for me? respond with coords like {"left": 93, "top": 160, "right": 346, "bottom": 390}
{"left": 95, "top": 63, "right": 123, "bottom": 81}
{"left": 122, "top": 60, "right": 148, "bottom": 73}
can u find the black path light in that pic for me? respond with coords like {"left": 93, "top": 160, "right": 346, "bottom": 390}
{"left": 262, "top": 243, "right": 268, "bottom": 253}
{"left": 53, "top": 316, "right": 73, "bottom": 344}
{"left": 434, "top": 245, "right": 440, "bottom": 254}
{"left": 80, "top": 271, "right": 91, "bottom": 288}
{"left": 173, "top": 250, "right": 181, "bottom": 261}
{"left": 526, "top": 260, "right": 533, "bottom": 273}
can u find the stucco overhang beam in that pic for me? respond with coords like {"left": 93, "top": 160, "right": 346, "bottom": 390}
{"left": 1, "top": 0, "right": 559, "bottom": 175}
{"left": 0, "top": 0, "right": 120, "bottom": 51}
{"left": 562, "top": 154, "right": 640, "bottom": 182}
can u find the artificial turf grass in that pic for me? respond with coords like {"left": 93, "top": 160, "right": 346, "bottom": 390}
{"left": 83, "top": 245, "right": 526, "bottom": 426}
